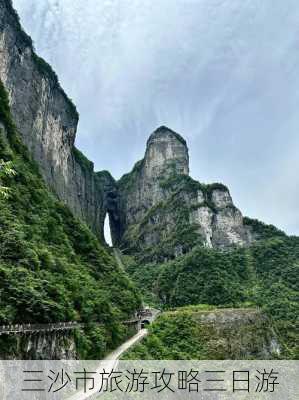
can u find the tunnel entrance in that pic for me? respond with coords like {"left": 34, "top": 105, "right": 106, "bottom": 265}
{"left": 141, "top": 320, "right": 150, "bottom": 329}
{"left": 104, "top": 213, "right": 113, "bottom": 247}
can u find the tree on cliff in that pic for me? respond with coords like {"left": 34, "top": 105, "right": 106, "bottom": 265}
{"left": 0, "top": 159, "right": 15, "bottom": 198}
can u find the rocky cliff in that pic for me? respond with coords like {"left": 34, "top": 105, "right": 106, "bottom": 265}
{"left": 116, "top": 126, "right": 253, "bottom": 261}
{"left": 0, "top": 1, "right": 254, "bottom": 257}
{"left": 0, "top": 0, "right": 108, "bottom": 241}
{"left": 0, "top": 331, "right": 77, "bottom": 359}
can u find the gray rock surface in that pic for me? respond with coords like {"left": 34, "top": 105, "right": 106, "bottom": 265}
{"left": 116, "top": 126, "right": 253, "bottom": 260}
{"left": 0, "top": 0, "right": 107, "bottom": 241}
{"left": 194, "top": 308, "right": 281, "bottom": 359}
{"left": 0, "top": 331, "right": 77, "bottom": 359}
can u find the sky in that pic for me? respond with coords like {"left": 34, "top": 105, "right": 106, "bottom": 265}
{"left": 13, "top": 0, "right": 299, "bottom": 237}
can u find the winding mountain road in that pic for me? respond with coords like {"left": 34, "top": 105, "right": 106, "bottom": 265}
{"left": 104, "top": 328, "right": 148, "bottom": 361}
{"left": 67, "top": 328, "right": 148, "bottom": 400}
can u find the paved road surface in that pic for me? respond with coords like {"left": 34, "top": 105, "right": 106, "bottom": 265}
{"left": 104, "top": 328, "right": 147, "bottom": 360}
{"left": 67, "top": 328, "right": 148, "bottom": 400}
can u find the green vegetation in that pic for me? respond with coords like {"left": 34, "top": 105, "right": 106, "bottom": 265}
{"left": 125, "top": 236, "right": 298, "bottom": 358}
{"left": 32, "top": 53, "right": 60, "bottom": 84}
{"left": 159, "top": 173, "right": 228, "bottom": 196}
{"left": 119, "top": 173, "right": 231, "bottom": 262}
{"left": 32, "top": 53, "right": 78, "bottom": 119}
{"left": 125, "top": 256, "right": 163, "bottom": 307}
{"left": 123, "top": 307, "right": 278, "bottom": 360}
{"left": 96, "top": 170, "right": 115, "bottom": 181}
{"left": 73, "top": 146, "right": 94, "bottom": 173}
{"left": 156, "top": 246, "right": 252, "bottom": 307}
{"left": 126, "top": 246, "right": 252, "bottom": 308}
{"left": 5, "top": 0, "right": 33, "bottom": 47}
{"left": 243, "top": 217, "right": 286, "bottom": 239}
{"left": 0, "top": 159, "right": 15, "bottom": 198}
{"left": 121, "top": 200, "right": 201, "bottom": 263}
{"left": 118, "top": 159, "right": 144, "bottom": 192}
{"left": 249, "top": 236, "right": 299, "bottom": 358}
{"left": 0, "top": 80, "right": 141, "bottom": 358}
{"left": 115, "top": 121, "right": 297, "bottom": 360}
{"left": 119, "top": 163, "right": 297, "bottom": 358}
{"left": 5, "top": 0, "right": 78, "bottom": 120}
{"left": 31, "top": 43, "right": 77, "bottom": 119}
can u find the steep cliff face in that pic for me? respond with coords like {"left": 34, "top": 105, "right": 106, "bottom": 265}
{"left": 0, "top": 331, "right": 77, "bottom": 359}
{"left": 116, "top": 126, "right": 252, "bottom": 261}
{"left": 0, "top": 0, "right": 107, "bottom": 241}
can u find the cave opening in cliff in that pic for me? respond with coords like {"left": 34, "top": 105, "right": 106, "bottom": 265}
{"left": 104, "top": 213, "right": 113, "bottom": 247}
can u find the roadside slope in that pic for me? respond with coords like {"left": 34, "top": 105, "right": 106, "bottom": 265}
{"left": 123, "top": 306, "right": 280, "bottom": 360}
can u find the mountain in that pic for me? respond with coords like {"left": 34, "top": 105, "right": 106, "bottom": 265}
{"left": 115, "top": 129, "right": 297, "bottom": 359}
{"left": 115, "top": 125, "right": 253, "bottom": 262}
{"left": 110, "top": 130, "right": 299, "bottom": 358}
{"left": 0, "top": 0, "right": 297, "bottom": 360}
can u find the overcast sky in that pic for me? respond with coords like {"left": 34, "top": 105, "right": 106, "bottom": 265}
{"left": 13, "top": 0, "right": 299, "bottom": 236}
